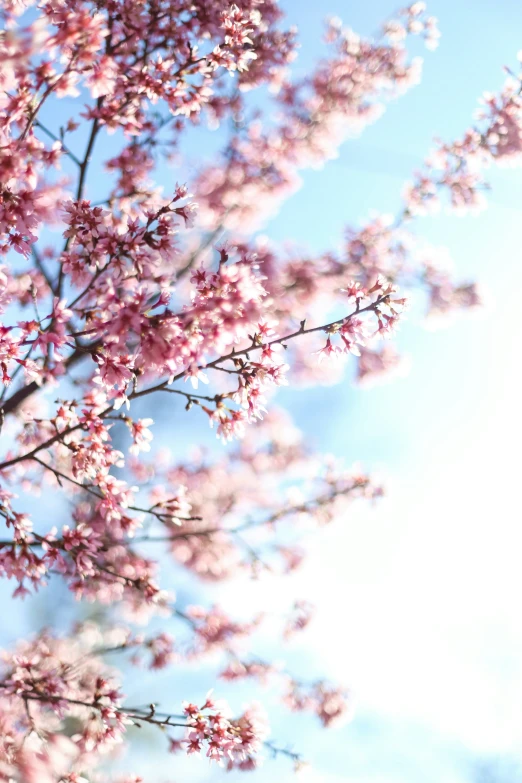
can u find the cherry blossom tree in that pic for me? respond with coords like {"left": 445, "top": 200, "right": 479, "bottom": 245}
{"left": 0, "top": 0, "right": 519, "bottom": 779}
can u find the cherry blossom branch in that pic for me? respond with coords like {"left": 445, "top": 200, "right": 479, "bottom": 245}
{"left": 75, "top": 104, "right": 102, "bottom": 203}
{"left": 133, "top": 293, "right": 394, "bottom": 401}
{"left": 133, "top": 483, "right": 368, "bottom": 545}
{"left": 0, "top": 339, "right": 101, "bottom": 418}
{"left": 0, "top": 685, "right": 188, "bottom": 728}
{"left": 0, "top": 455, "right": 200, "bottom": 531}
{"left": 264, "top": 740, "right": 302, "bottom": 765}
{"left": 19, "top": 67, "right": 74, "bottom": 142}
{"left": 34, "top": 120, "right": 82, "bottom": 168}
{"left": 0, "top": 292, "right": 395, "bottom": 472}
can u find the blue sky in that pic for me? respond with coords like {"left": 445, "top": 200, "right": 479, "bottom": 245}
{"left": 247, "top": 1, "right": 522, "bottom": 780}
{"left": 112, "top": 1, "right": 522, "bottom": 779}
{"left": 3, "top": 1, "right": 522, "bottom": 781}
{"left": 181, "top": 1, "right": 522, "bottom": 780}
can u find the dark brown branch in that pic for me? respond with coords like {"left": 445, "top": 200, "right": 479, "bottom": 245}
{"left": 0, "top": 342, "right": 99, "bottom": 418}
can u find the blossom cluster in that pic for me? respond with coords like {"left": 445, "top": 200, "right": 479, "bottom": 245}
{"left": 0, "top": 626, "right": 267, "bottom": 780}
{"left": 182, "top": 696, "right": 268, "bottom": 770}
{"left": 0, "top": 406, "right": 381, "bottom": 608}
{"left": 404, "top": 62, "right": 522, "bottom": 216}
{"left": 195, "top": 2, "right": 439, "bottom": 230}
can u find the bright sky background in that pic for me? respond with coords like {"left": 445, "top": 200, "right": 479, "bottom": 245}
{"left": 3, "top": 1, "right": 522, "bottom": 781}
{"left": 126, "top": 0, "right": 522, "bottom": 779}
{"left": 179, "top": 1, "right": 522, "bottom": 780}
